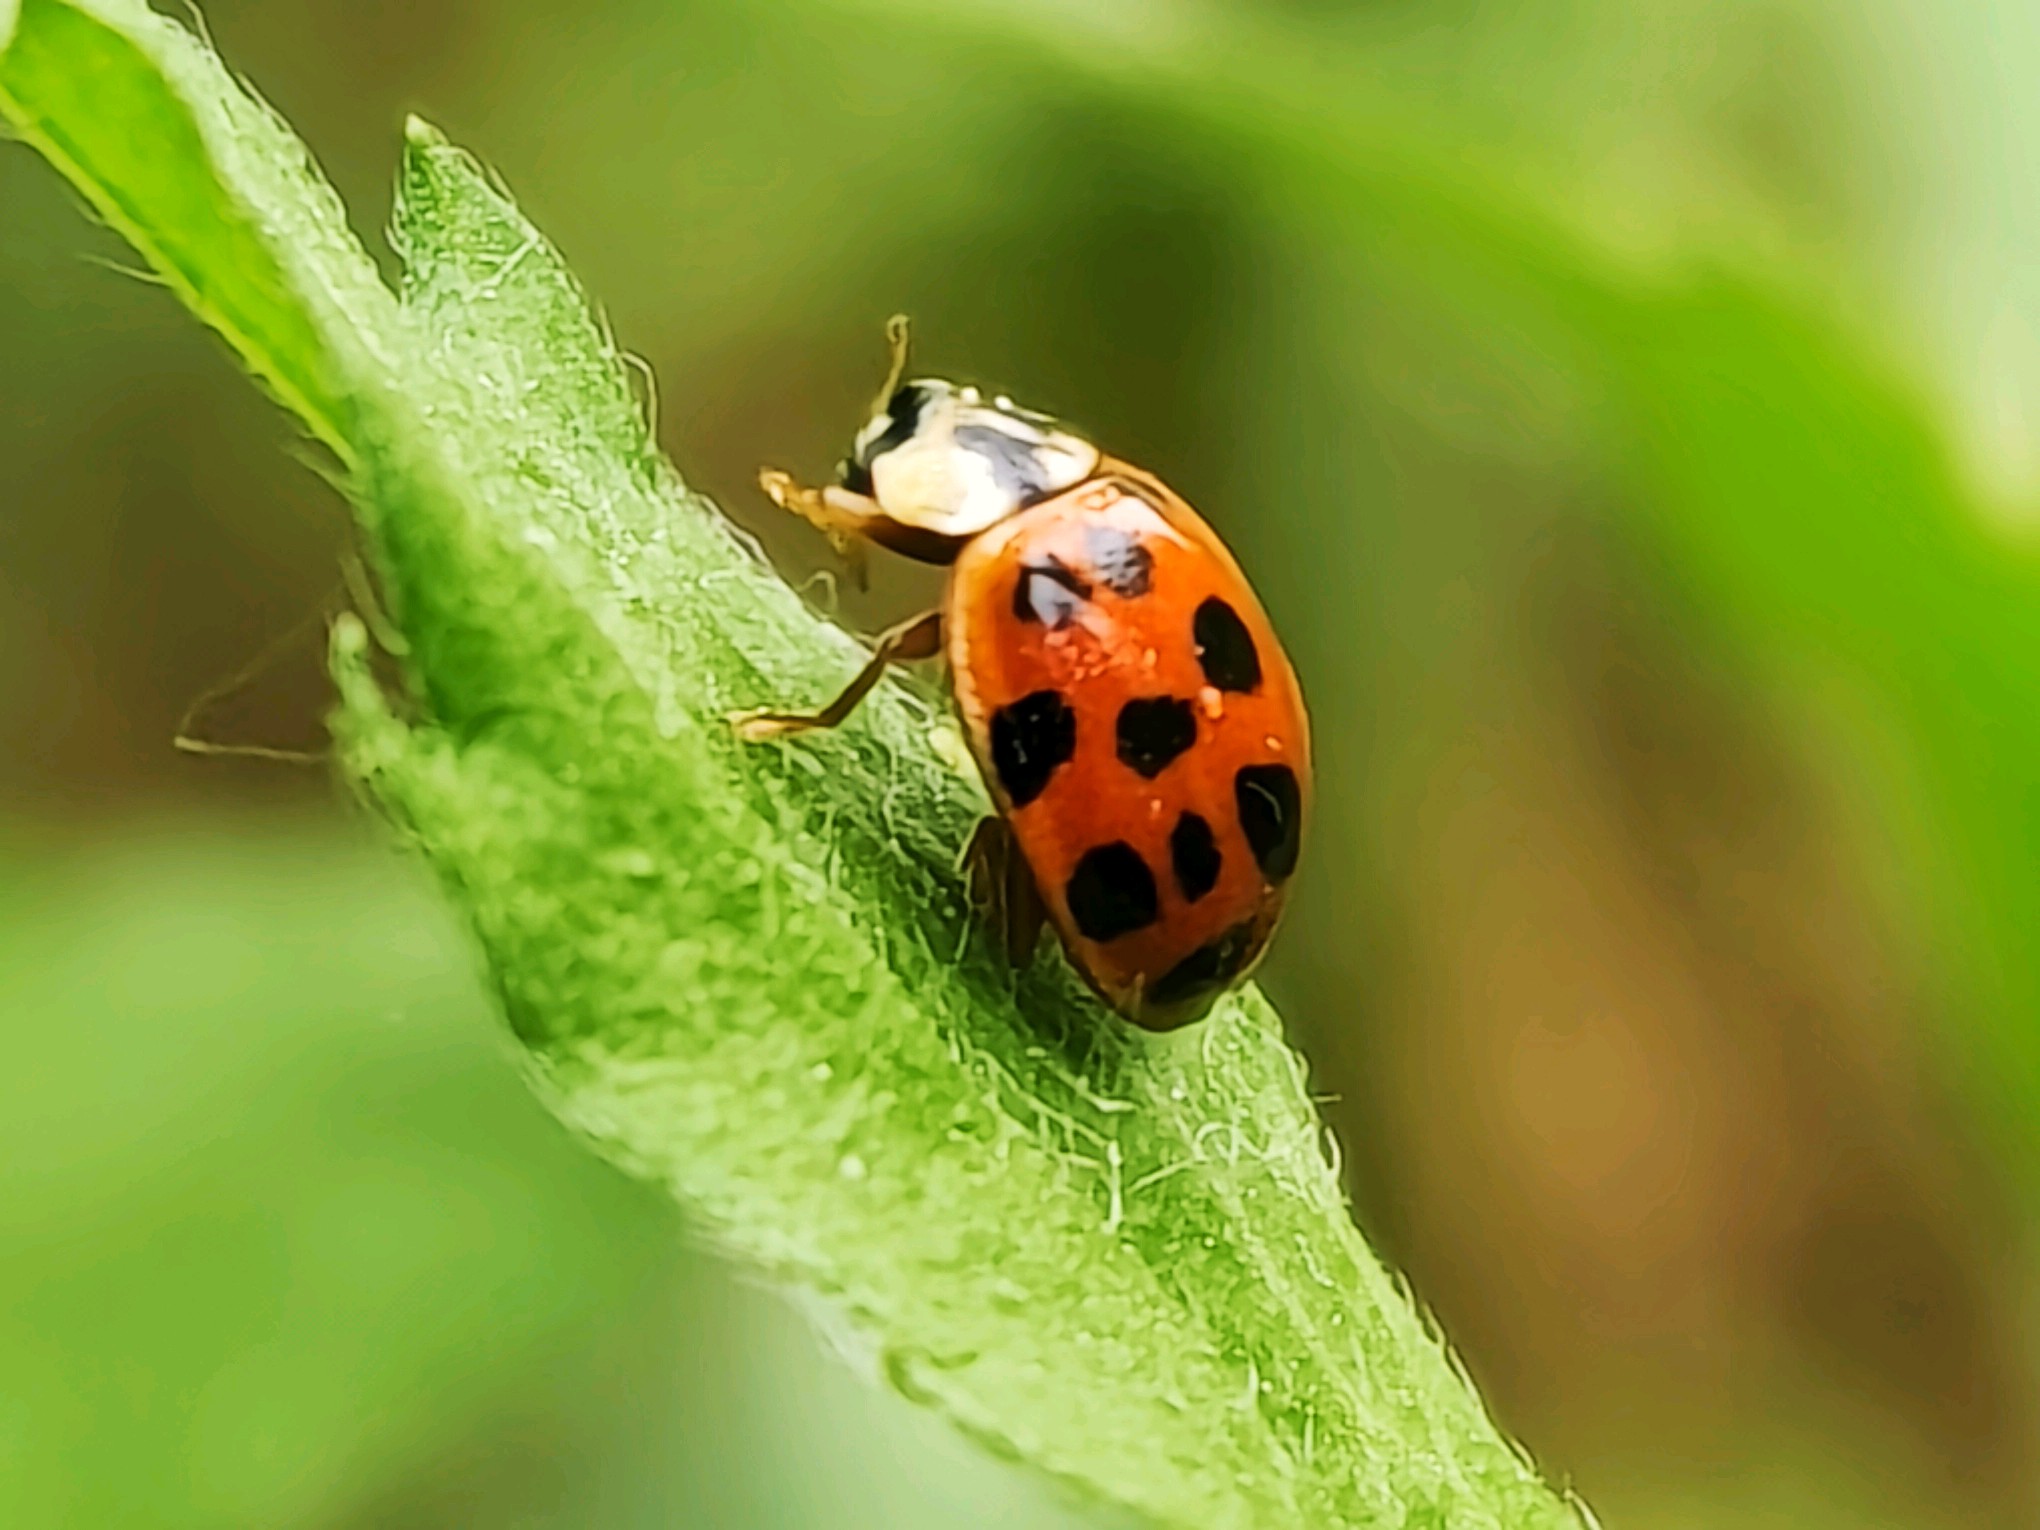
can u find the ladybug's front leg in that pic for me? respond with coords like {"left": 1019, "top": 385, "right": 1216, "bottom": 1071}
{"left": 731, "top": 608, "right": 943, "bottom": 743}
{"left": 757, "top": 468, "right": 880, "bottom": 590}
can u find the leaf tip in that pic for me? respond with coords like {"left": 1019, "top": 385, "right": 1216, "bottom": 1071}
{"left": 403, "top": 113, "right": 446, "bottom": 151}
{"left": 332, "top": 608, "right": 369, "bottom": 656}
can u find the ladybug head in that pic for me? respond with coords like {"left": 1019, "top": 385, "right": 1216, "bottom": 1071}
{"left": 837, "top": 377, "right": 1098, "bottom": 542}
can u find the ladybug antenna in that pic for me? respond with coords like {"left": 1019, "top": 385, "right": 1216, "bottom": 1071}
{"left": 875, "top": 313, "right": 912, "bottom": 409}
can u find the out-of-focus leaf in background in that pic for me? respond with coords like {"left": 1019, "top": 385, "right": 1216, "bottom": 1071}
{"left": 5, "top": 0, "right": 2040, "bottom": 1526}
{"left": 0, "top": 822, "right": 1106, "bottom": 1528}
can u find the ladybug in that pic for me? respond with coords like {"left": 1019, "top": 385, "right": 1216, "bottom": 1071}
{"left": 737, "top": 318, "right": 1309, "bottom": 1030}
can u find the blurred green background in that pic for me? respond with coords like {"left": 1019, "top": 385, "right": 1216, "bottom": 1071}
{"left": 6, "top": 0, "right": 2040, "bottom": 1524}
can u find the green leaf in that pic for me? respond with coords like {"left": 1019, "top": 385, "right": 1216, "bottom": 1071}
{"left": 0, "top": 5, "right": 1584, "bottom": 1528}
{"left": 0, "top": 0, "right": 395, "bottom": 457}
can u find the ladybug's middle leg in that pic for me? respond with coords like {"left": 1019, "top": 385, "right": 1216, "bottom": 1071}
{"left": 732, "top": 608, "right": 943, "bottom": 742}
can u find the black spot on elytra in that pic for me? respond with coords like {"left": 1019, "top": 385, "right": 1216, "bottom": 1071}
{"left": 1115, "top": 697, "right": 1197, "bottom": 779}
{"left": 989, "top": 691, "right": 1076, "bottom": 807}
{"left": 1065, "top": 842, "right": 1160, "bottom": 942}
{"left": 839, "top": 383, "right": 928, "bottom": 495}
{"left": 1235, "top": 763, "right": 1301, "bottom": 881}
{"left": 1012, "top": 557, "right": 1092, "bottom": 629}
{"left": 1169, "top": 812, "right": 1222, "bottom": 902}
{"left": 1148, "top": 920, "right": 1257, "bottom": 1011}
{"left": 1084, "top": 526, "right": 1154, "bottom": 598}
{"left": 1193, "top": 598, "right": 1261, "bottom": 693}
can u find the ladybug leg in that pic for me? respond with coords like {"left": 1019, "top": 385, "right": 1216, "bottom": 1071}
{"left": 731, "top": 608, "right": 943, "bottom": 742}
{"left": 962, "top": 814, "right": 1046, "bottom": 969}
{"left": 756, "top": 468, "right": 883, "bottom": 591}
{"left": 754, "top": 316, "right": 913, "bottom": 592}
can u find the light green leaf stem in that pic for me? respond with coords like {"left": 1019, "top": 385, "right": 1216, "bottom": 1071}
{"left": 0, "top": 3, "right": 1586, "bottom": 1528}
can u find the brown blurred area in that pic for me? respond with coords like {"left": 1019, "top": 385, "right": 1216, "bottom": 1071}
{"left": 1339, "top": 521, "right": 2033, "bottom": 1519}
{"left": 5, "top": 2, "right": 2039, "bottom": 1526}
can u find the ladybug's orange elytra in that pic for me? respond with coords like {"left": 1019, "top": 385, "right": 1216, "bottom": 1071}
{"left": 736, "top": 319, "right": 1309, "bottom": 1030}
